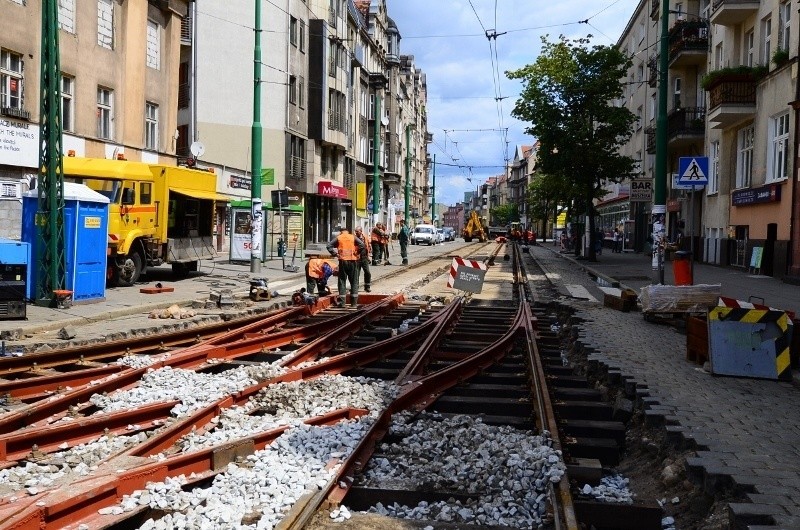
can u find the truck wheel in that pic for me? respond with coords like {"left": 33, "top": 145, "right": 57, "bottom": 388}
{"left": 115, "top": 253, "right": 143, "bottom": 287}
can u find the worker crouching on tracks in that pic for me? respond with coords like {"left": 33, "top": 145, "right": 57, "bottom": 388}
{"left": 305, "top": 257, "right": 338, "bottom": 295}
{"left": 327, "top": 226, "right": 367, "bottom": 307}
{"left": 354, "top": 226, "right": 372, "bottom": 292}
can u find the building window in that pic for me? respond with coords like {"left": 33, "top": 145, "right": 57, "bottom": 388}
{"left": 289, "top": 75, "right": 297, "bottom": 105}
{"left": 649, "top": 93, "right": 656, "bottom": 121}
{"left": 368, "top": 138, "right": 374, "bottom": 165}
{"left": 714, "top": 42, "right": 724, "bottom": 69}
{"left": 59, "top": 0, "right": 76, "bottom": 33}
{"left": 329, "top": 42, "right": 336, "bottom": 76}
{"left": 146, "top": 20, "right": 160, "bottom": 70}
{"left": 736, "top": 125, "right": 754, "bottom": 189}
{"left": 780, "top": 2, "right": 791, "bottom": 51}
{"left": 708, "top": 140, "right": 719, "bottom": 194}
{"left": 97, "top": 0, "right": 114, "bottom": 49}
{"left": 767, "top": 112, "right": 789, "bottom": 182}
{"left": 145, "top": 102, "right": 158, "bottom": 151}
{"left": 289, "top": 135, "right": 306, "bottom": 179}
{"left": 636, "top": 105, "right": 642, "bottom": 130}
{"left": 762, "top": 17, "right": 772, "bottom": 65}
{"left": 298, "top": 76, "right": 304, "bottom": 109}
{"left": 0, "top": 49, "right": 23, "bottom": 110}
{"left": 178, "top": 62, "right": 189, "bottom": 110}
{"left": 290, "top": 17, "right": 298, "bottom": 47}
{"left": 61, "top": 75, "right": 74, "bottom": 132}
{"left": 673, "top": 77, "right": 681, "bottom": 109}
{"left": 299, "top": 21, "right": 306, "bottom": 53}
{"left": 97, "top": 86, "right": 113, "bottom": 140}
{"left": 745, "top": 29, "right": 754, "bottom": 66}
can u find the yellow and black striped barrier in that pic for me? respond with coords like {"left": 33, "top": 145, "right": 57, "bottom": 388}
{"left": 708, "top": 306, "right": 793, "bottom": 381}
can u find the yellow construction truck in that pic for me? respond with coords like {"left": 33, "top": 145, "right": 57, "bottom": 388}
{"left": 462, "top": 210, "right": 487, "bottom": 242}
{"left": 62, "top": 156, "right": 225, "bottom": 286}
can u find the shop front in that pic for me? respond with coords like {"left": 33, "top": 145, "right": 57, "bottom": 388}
{"left": 305, "top": 181, "right": 351, "bottom": 245}
{"left": 728, "top": 182, "right": 790, "bottom": 277}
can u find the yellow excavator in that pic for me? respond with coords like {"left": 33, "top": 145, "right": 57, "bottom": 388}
{"left": 462, "top": 211, "right": 487, "bottom": 242}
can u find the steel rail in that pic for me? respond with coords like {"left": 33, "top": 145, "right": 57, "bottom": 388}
{"left": 512, "top": 242, "right": 578, "bottom": 530}
{"left": 0, "top": 408, "right": 368, "bottom": 530}
{"left": 0, "top": 309, "right": 287, "bottom": 377}
{"left": 283, "top": 295, "right": 525, "bottom": 528}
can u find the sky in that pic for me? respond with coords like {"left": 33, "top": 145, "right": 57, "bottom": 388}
{"left": 389, "top": 0, "right": 641, "bottom": 207}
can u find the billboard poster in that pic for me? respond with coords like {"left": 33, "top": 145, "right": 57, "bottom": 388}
{"left": 231, "top": 208, "right": 253, "bottom": 262}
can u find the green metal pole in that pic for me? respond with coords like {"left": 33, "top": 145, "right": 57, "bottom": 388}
{"left": 250, "top": 0, "right": 263, "bottom": 273}
{"left": 653, "top": 0, "right": 670, "bottom": 283}
{"left": 431, "top": 154, "right": 436, "bottom": 226}
{"left": 37, "top": 0, "right": 65, "bottom": 306}
{"left": 404, "top": 124, "right": 411, "bottom": 224}
{"left": 372, "top": 94, "right": 381, "bottom": 219}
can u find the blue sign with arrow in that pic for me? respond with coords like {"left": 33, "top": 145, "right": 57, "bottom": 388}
{"left": 677, "top": 157, "right": 709, "bottom": 186}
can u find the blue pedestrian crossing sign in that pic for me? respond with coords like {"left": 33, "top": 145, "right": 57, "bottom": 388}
{"left": 677, "top": 157, "right": 709, "bottom": 186}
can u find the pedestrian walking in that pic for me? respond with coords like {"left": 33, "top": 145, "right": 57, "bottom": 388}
{"left": 398, "top": 219, "right": 410, "bottom": 265}
{"left": 304, "top": 257, "right": 338, "bottom": 295}
{"left": 370, "top": 224, "right": 384, "bottom": 265}
{"left": 595, "top": 228, "right": 603, "bottom": 256}
{"left": 327, "top": 226, "right": 366, "bottom": 307}
{"left": 612, "top": 228, "right": 621, "bottom": 253}
{"left": 354, "top": 226, "right": 372, "bottom": 292}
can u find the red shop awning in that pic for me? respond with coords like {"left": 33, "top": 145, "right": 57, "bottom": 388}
{"left": 317, "top": 181, "right": 348, "bottom": 199}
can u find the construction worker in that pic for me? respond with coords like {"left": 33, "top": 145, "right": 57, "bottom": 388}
{"left": 327, "top": 226, "right": 366, "bottom": 307}
{"left": 354, "top": 226, "right": 372, "bottom": 292}
{"left": 370, "top": 224, "right": 384, "bottom": 266}
{"left": 381, "top": 224, "right": 391, "bottom": 265}
{"left": 305, "top": 257, "right": 338, "bottom": 295}
{"left": 398, "top": 219, "right": 410, "bottom": 265}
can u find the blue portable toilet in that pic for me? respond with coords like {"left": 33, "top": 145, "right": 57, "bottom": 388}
{"left": 22, "top": 183, "right": 110, "bottom": 302}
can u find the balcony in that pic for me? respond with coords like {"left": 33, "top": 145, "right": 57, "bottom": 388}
{"left": 667, "top": 107, "right": 705, "bottom": 149}
{"left": 645, "top": 126, "right": 656, "bottom": 154}
{"left": 180, "top": 9, "right": 192, "bottom": 44}
{"left": 710, "top": 0, "right": 759, "bottom": 27}
{"left": 707, "top": 76, "right": 757, "bottom": 129}
{"left": 668, "top": 20, "right": 708, "bottom": 68}
{"left": 0, "top": 106, "right": 30, "bottom": 120}
{"left": 178, "top": 83, "right": 190, "bottom": 110}
{"left": 289, "top": 156, "right": 307, "bottom": 180}
{"left": 647, "top": 55, "right": 658, "bottom": 88}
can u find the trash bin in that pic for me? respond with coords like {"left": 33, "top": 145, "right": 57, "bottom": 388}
{"left": 277, "top": 238, "right": 285, "bottom": 258}
{"left": 673, "top": 250, "right": 692, "bottom": 285}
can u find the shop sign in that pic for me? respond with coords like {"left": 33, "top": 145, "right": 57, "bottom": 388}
{"left": 732, "top": 184, "right": 781, "bottom": 206}
{"left": 630, "top": 179, "right": 652, "bottom": 202}
{"left": 229, "top": 174, "right": 251, "bottom": 190}
{"left": 0, "top": 118, "right": 39, "bottom": 167}
{"left": 317, "top": 181, "right": 348, "bottom": 199}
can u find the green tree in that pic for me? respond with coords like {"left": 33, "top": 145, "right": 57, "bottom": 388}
{"left": 508, "top": 36, "right": 636, "bottom": 260}
{"left": 490, "top": 203, "right": 519, "bottom": 226}
{"left": 527, "top": 172, "right": 570, "bottom": 240}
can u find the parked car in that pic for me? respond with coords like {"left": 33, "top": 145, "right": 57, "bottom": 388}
{"left": 410, "top": 224, "right": 437, "bottom": 245}
{"left": 443, "top": 227, "right": 456, "bottom": 241}
{"left": 436, "top": 229, "right": 445, "bottom": 244}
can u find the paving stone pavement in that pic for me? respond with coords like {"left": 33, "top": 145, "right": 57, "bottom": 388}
{"left": 529, "top": 244, "right": 800, "bottom": 529}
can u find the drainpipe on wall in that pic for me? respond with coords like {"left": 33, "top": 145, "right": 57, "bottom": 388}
{"left": 789, "top": 8, "right": 800, "bottom": 279}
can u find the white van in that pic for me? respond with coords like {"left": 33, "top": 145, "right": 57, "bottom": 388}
{"left": 410, "top": 224, "right": 437, "bottom": 245}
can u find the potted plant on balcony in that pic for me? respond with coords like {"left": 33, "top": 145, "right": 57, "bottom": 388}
{"left": 772, "top": 48, "right": 790, "bottom": 68}
{"left": 700, "top": 65, "right": 768, "bottom": 90}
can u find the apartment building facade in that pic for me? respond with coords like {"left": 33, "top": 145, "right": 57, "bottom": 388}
{"left": 0, "top": 0, "right": 187, "bottom": 238}
{"left": 617, "top": 0, "right": 798, "bottom": 278}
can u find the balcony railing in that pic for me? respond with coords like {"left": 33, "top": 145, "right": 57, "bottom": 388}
{"left": 668, "top": 20, "right": 708, "bottom": 65}
{"left": 0, "top": 106, "right": 30, "bottom": 120}
{"left": 667, "top": 106, "right": 705, "bottom": 139}
{"left": 708, "top": 77, "right": 757, "bottom": 108}
{"left": 180, "top": 10, "right": 192, "bottom": 44}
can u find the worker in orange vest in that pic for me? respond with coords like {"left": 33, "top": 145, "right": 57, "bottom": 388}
{"left": 354, "top": 226, "right": 371, "bottom": 292}
{"left": 327, "top": 226, "right": 367, "bottom": 307}
{"left": 370, "top": 224, "right": 384, "bottom": 266}
{"left": 305, "top": 258, "right": 338, "bottom": 295}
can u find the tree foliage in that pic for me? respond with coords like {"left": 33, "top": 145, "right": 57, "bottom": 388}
{"left": 527, "top": 172, "right": 568, "bottom": 237}
{"left": 490, "top": 203, "right": 519, "bottom": 226}
{"left": 508, "top": 36, "right": 636, "bottom": 259}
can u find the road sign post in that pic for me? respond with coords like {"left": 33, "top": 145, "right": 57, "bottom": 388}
{"left": 677, "top": 157, "right": 708, "bottom": 284}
